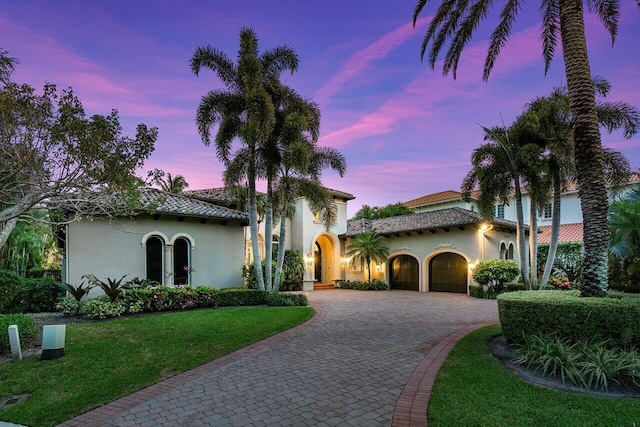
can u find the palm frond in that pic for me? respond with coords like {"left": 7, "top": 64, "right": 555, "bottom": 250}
{"left": 190, "top": 45, "right": 237, "bottom": 89}
{"left": 444, "top": 0, "right": 491, "bottom": 79}
{"left": 596, "top": 101, "right": 640, "bottom": 139}
{"left": 483, "top": 0, "right": 521, "bottom": 81}
{"left": 539, "top": 0, "right": 560, "bottom": 75}
{"left": 586, "top": 0, "right": 620, "bottom": 45}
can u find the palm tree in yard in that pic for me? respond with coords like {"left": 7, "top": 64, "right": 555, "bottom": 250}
{"left": 346, "top": 231, "right": 390, "bottom": 282}
{"left": 191, "top": 27, "right": 298, "bottom": 290}
{"left": 413, "top": 1, "right": 639, "bottom": 296}
{"left": 148, "top": 169, "right": 189, "bottom": 194}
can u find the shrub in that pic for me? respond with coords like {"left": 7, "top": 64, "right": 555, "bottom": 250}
{"left": 267, "top": 293, "right": 308, "bottom": 306}
{"left": 12, "top": 278, "right": 61, "bottom": 313}
{"left": 337, "top": 279, "right": 389, "bottom": 291}
{"left": 498, "top": 290, "right": 640, "bottom": 349}
{"left": 469, "top": 284, "right": 485, "bottom": 298}
{"left": 0, "top": 269, "right": 23, "bottom": 312}
{"left": 83, "top": 299, "right": 127, "bottom": 319}
{"left": 216, "top": 288, "right": 269, "bottom": 307}
{"left": 470, "top": 282, "right": 524, "bottom": 299}
{"left": 0, "top": 313, "right": 36, "bottom": 351}
{"left": 547, "top": 276, "right": 572, "bottom": 290}
{"left": 56, "top": 298, "right": 83, "bottom": 316}
{"left": 120, "top": 286, "right": 217, "bottom": 313}
{"left": 472, "top": 259, "right": 520, "bottom": 293}
{"left": 242, "top": 261, "right": 281, "bottom": 289}
{"left": 608, "top": 255, "right": 640, "bottom": 293}
{"left": 280, "top": 250, "right": 304, "bottom": 291}
{"left": 538, "top": 243, "right": 583, "bottom": 287}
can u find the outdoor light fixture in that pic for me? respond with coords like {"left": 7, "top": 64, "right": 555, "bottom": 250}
{"left": 305, "top": 253, "right": 314, "bottom": 267}
{"left": 468, "top": 259, "right": 479, "bottom": 270}
{"left": 41, "top": 325, "right": 66, "bottom": 360}
{"left": 341, "top": 257, "right": 349, "bottom": 267}
{"left": 376, "top": 264, "right": 383, "bottom": 272}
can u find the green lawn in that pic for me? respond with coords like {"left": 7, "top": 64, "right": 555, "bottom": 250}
{"left": 429, "top": 324, "right": 640, "bottom": 427}
{"left": 0, "top": 306, "right": 313, "bottom": 427}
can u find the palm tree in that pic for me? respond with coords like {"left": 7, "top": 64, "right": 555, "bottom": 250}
{"left": 191, "top": 27, "right": 298, "bottom": 290}
{"left": 521, "top": 79, "right": 637, "bottom": 288}
{"left": 413, "top": 1, "right": 640, "bottom": 296}
{"left": 346, "top": 231, "right": 390, "bottom": 282}
{"left": 609, "top": 184, "right": 640, "bottom": 261}
{"left": 462, "top": 124, "right": 543, "bottom": 289}
{"left": 148, "top": 169, "right": 189, "bottom": 194}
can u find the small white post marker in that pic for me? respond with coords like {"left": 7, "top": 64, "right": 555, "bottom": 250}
{"left": 8, "top": 325, "right": 22, "bottom": 363}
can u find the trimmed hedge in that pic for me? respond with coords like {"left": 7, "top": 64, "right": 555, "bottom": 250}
{"left": 337, "top": 279, "right": 389, "bottom": 291}
{"left": 12, "top": 278, "right": 61, "bottom": 313}
{"left": 498, "top": 290, "right": 640, "bottom": 349}
{"left": 0, "top": 269, "right": 23, "bottom": 312}
{"left": 0, "top": 313, "right": 36, "bottom": 351}
{"left": 470, "top": 282, "right": 525, "bottom": 299}
{"left": 215, "top": 288, "right": 270, "bottom": 307}
{"left": 120, "top": 286, "right": 217, "bottom": 312}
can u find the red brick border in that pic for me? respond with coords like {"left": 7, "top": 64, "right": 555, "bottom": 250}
{"left": 391, "top": 321, "right": 498, "bottom": 427}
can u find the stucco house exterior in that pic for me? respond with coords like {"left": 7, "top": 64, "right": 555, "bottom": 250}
{"left": 62, "top": 186, "right": 521, "bottom": 295}
{"left": 62, "top": 189, "right": 249, "bottom": 296}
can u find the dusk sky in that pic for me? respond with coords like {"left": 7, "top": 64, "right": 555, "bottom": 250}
{"left": 3, "top": 1, "right": 639, "bottom": 216}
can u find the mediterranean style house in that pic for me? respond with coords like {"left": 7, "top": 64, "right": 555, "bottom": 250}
{"left": 62, "top": 186, "right": 520, "bottom": 295}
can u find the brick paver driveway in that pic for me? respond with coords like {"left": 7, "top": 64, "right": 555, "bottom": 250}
{"left": 60, "top": 290, "right": 498, "bottom": 427}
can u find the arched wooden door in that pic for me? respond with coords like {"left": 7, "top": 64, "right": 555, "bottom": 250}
{"left": 429, "top": 253, "right": 467, "bottom": 293}
{"left": 390, "top": 255, "right": 419, "bottom": 291}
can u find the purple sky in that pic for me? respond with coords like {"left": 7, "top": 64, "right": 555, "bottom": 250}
{"left": 3, "top": 1, "right": 639, "bottom": 216}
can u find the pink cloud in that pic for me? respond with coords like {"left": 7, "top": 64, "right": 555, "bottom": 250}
{"left": 314, "top": 17, "right": 430, "bottom": 108}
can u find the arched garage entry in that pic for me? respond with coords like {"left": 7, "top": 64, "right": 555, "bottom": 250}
{"left": 389, "top": 255, "right": 419, "bottom": 291}
{"left": 429, "top": 252, "right": 468, "bottom": 293}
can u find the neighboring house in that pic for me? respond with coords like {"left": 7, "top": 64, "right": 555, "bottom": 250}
{"left": 62, "top": 189, "right": 248, "bottom": 296}
{"left": 404, "top": 177, "right": 639, "bottom": 245}
{"left": 342, "top": 208, "right": 519, "bottom": 293}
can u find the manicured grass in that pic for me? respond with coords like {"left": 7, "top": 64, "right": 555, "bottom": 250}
{"left": 0, "top": 306, "right": 313, "bottom": 427}
{"left": 428, "top": 324, "right": 640, "bottom": 427}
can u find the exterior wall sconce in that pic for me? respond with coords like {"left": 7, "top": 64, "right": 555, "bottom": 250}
{"left": 305, "top": 253, "right": 314, "bottom": 267}
{"left": 341, "top": 257, "right": 349, "bottom": 267}
{"left": 376, "top": 264, "right": 383, "bottom": 272}
{"left": 468, "top": 259, "right": 479, "bottom": 270}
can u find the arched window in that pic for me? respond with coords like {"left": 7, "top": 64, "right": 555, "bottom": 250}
{"left": 146, "top": 236, "right": 164, "bottom": 284}
{"left": 507, "top": 243, "right": 515, "bottom": 260}
{"left": 499, "top": 243, "right": 507, "bottom": 259}
{"left": 173, "top": 237, "right": 190, "bottom": 285}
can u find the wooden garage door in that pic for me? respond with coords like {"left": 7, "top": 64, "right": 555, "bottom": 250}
{"left": 429, "top": 253, "right": 467, "bottom": 293}
{"left": 390, "top": 255, "right": 419, "bottom": 291}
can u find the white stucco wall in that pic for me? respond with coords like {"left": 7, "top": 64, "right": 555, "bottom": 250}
{"left": 65, "top": 215, "right": 245, "bottom": 296}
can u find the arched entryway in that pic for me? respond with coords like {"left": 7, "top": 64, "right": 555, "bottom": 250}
{"left": 429, "top": 252, "right": 468, "bottom": 293}
{"left": 312, "top": 234, "right": 338, "bottom": 286}
{"left": 389, "top": 255, "right": 419, "bottom": 291}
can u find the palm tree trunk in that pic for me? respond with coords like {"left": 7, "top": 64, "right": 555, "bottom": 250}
{"left": 529, "top": 199, "right": 538, "bottom": 288}
{"left": 541, "top": 172, "right": 562, "bottom": 289}
{"left": 515, "top": 180, "right": 530, "bottom": 289}
{"left": 264, "top": 182, "right": 274, "bottom": 292}
{"left": 273, "top": 211, "right": 287, "bottom": 294}
{"left": 560, "top": 0, "right": 608, "bottom": 297}
{"left": 247, "top": 147, "right": 265, "bottom": 291}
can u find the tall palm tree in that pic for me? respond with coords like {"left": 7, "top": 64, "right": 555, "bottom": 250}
{"left": 191, "top": 27, "right": 298, "bottom": 290}
{"left": 346, "top": 231, "right": 390, "bottom": 282}
{"left": 522, "top": 79, "right": 637, "bottom": 288}
{"left": 413, "top": 1, "right": 639, "bottom": 296}
{"left": 609, "top": 184, "right": 640, "bottom": 261}
{"left": 462, "top": 124, "right": 544, "bottom": 289}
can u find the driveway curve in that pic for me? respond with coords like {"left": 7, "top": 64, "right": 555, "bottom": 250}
{"left": 60, "top": 290, "right": 498, "bottom": 427}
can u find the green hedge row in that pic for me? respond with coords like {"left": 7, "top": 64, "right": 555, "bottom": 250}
{"left": 337, "top": 279, "right": 389, "bottom": 291}
{"left": 469, "top": 283, "right": 525, "bottom": 299}
{"left": 0, "top": 269, "right": 61, "bottom": 313}
{"left": 0, "top": 313, "right": 36, "bottom": 352}
{"left": 57, "top": 287, "right": 309, "bottom": 319}
{"left": 498, "top": 290, "right": 640, "bottom": 349}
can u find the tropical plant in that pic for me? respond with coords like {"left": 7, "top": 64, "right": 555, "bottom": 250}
{"left": 281, "top": 250, "right": 305, "bottom": 291}
{"left": 82, "top": 274, "right": 130, "bottom": 302}
{"left": 352, "top": 203, "right": 413, "bottom": 220}
{"left": 56, "top": 281, "right": 95, "bottom": 302}
{"left": 413, "top": 1, "right": 640, "bottom": 296}
{"left": 609, "top": 184, "right": 640, "bottom": 260}
{"left": 147, "top": 169, "right": 189, "bottom": 194}
{"left": 191, "top": 27, "right": 299, "bottom": 291}
{"left": 345, "top": 231, "right": 390, "bottom": 282}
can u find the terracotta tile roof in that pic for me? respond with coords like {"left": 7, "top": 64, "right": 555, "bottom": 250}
{"left": 345, "top": 207, "right": 519, "bottom": 237}
{"left": 403, "top": 190, "right": 464, "bottom": 207}
{"left": 140, "top": 189, "right": 248, "bottom": 221}
{"left": 538, "top": 223, "right": 583, "bottom": 244}
{"left": 186, "top": 186, "right": 355, "bottom": 206}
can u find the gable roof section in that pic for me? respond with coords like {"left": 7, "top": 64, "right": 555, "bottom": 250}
{"left": 538, "top": 223, "right": 583, "bottom": 244}
{"left": 403, "top": 190, "right": 464, "bottom": 207}
{"left": 345, "top": 207, "right": 519, "bottom": 237}
{"left": 140, "top": 189, "right": 247, "bottom": 221}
